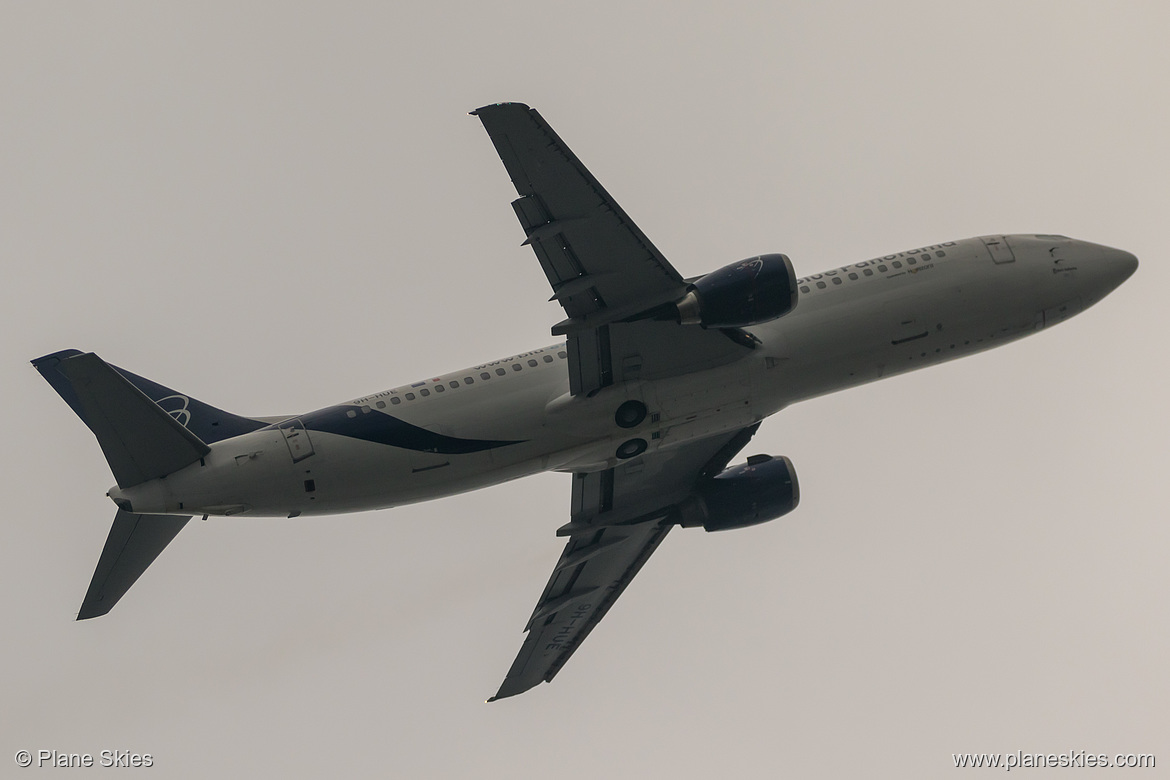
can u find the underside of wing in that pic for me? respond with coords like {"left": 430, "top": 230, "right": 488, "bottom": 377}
{"left": 472, "top": 102, "right": 686, "bottom": 323}
{"left": 472, "top": 103, "right": 754, "bottom": 396}
{"left": 489, "top": 425, "right": 760, "bottom": 701}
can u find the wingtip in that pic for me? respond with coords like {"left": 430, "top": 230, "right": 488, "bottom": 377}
{"left": 30, "top": 348, "right": 86, "bottom": 368}
{"left": 469, "top": 102, "right": 532, "bottom": 117}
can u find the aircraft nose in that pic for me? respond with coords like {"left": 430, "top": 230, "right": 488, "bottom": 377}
{"left": 1095, "top": 246, "right": 1138, "bottom": 293}
{"left": 1108, "top": 248, "right": 1139, "bottom": 286}
{"left": 1075, "top": 243, "right": 1138, "bottom": 307}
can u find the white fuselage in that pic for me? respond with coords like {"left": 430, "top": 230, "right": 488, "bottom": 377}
{"left": 111, "top": 234, "right": 1135, "bottom": 519}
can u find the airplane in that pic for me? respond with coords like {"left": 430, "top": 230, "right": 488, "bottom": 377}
{"left": 32, "top": 103, "right": 1137, "bottom": 701}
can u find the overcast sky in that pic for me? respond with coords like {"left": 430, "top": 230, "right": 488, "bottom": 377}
{"left": 3, "top": 2, "right": 1167, "bottom": 777}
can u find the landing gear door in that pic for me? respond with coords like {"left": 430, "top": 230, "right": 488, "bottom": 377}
{"left": 279, "top": 418, "right": 315, "bottom": 463}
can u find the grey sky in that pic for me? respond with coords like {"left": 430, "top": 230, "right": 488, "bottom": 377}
{"left": 3, "top": 2, "right": 1167, "bottom": 777}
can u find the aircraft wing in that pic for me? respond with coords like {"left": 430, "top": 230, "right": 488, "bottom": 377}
{"left": 472, "top": 103, "right": 749, "bottom": 395}
{"left": 489, "top": 424, "right": 759, "bottom": 701}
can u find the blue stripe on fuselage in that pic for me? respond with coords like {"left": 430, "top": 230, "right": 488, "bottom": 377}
{"left": 293, "top": 405, "right": 523, "bottom": 454}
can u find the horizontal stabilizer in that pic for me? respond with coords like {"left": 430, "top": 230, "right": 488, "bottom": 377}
{"left": 38, "top": 352, "right": 210, "bottom": 488}
{"left": 78, "top": 510, "right": 190, "bottom": 620}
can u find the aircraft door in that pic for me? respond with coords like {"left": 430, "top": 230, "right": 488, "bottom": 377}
{"left": 278, "top": 418, "right": 315, "bottom": 463}
{"left": 981, "top": 236, "right": 1016, "bottom": 264}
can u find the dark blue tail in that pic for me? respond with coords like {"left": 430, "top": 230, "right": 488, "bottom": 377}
{"left": 32, "top": 349, "right": 268, "bottom": 446}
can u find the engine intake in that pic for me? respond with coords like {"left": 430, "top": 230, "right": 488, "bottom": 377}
{"left": 675, "top": 254, "right": 798, "bottom": 328}
{"left": 678, "top": 454, "right": 800, "bottom": 532}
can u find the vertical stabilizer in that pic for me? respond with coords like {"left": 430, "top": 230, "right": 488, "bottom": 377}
{"left": 32, "top": 349, "right": 268, "bottom": 445}
{"left": 32, "top": 352, "right": 210, "bottom": 488}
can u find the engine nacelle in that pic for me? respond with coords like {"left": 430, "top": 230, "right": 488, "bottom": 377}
{"left": 675, "top": 254, "right": 798, "bottom": 328}
{"left": 678, "top": 455, "right": 800, "bottom": 532}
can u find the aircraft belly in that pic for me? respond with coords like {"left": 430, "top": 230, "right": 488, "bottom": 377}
{"left": 751, "top": 264, "right": 1023, "bottom": 407}
{"left": 652, "top": 367, "right": 756, "bottom": 447}
{"left": 756, "top": 261, "right": 1057, "bottom": 408}
{"left": 121, "top": 429, "right": 299, "bottom": 517}
{"left": 286, "top": 433, "right": 519, "bottom": 514}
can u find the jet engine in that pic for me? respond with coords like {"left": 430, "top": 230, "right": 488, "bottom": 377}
{"left": 678, "top": 454, "right": 800, "bottom": 532}
{"left": 675, "top": 254, "right": 798, "bottom": 328}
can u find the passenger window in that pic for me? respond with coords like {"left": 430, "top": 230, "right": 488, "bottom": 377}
{"left": 892, "top": 261, "right": 902, "bottom": 269}
{"left": 496, "top": 368, "right": 506, "bottom": 376}
{"left": 391, "top": 396, "right": 401, "bottom": 405}
{"left": 800, "top": 286, "right": 810, "bottom": 293}
{"left": 907, "top": 257, "right": 916, "bottom": 265}
{"left": 935, "top": 250, "right": 945, "bottom": 258}
{"left": 921, "top": 254, "right": 931, "bottom": 261}
{"left": 512, "top": 363, "right": 522, "bottom": 371}
{"left": 558, "top": 351, "right": 567, "bottom": 359}
{"left": 405, "top": 393, "right": 415, "bottom": 401}
{"left": 878, "top": 265, "right": 888, "bottom": 272}
{"left": 848, "top": 273, "right": 858, "bottom": 280}
{"left": 481, "top": 372, "right": 491, "bottom": 380}
{"left": 420, "top": 388, "right": 430, "bottom": 397}
{"left": 361, "top": 405, "right": 371, "bottom": 413}
{"left": 543, "top": 355, "right": 553, "bottom": 363}
{"left": 832, "top": 277, "right": 842, "bottom": 285}
{"left": 376, "top": 400, "right": 386, "bottom": 409}
{"left": 864, "top": 269, "right": 873, "bottom": 276}
{"left": 346, "top": 410, "right": 357, "bottom": 418}
{"left": 464, "top": 377, "right": 474, "bottom": 384}
{"left": 528, "top": 359, "right": 538, "bottom": 367}
{"left": 434, "top": 385, "right": 445, "bottom": 393}
{"left": 449, "top": 380, "right": 459, "bottom": 388}
{"left": 816, "top": 281, "right": 826, "bottom": 289}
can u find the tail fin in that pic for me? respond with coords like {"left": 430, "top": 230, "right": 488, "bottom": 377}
{"left": 32, "top": 351, "right": 270, "bottom": 618}
{"left": 32, "top": 348, "right": 273, "bottom": 484}
{"left": 32, "top": 349, "right": 269, "bottom": 447}
{"left": 33, "top": 351, "right": 211, "bottom": 488}
{"left": 78, "top": 510, "right": 190, "bottom": 619}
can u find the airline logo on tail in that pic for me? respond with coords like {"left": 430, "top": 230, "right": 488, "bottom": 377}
{"left": 155, "top": 395, "right": 192, "bottom": 428}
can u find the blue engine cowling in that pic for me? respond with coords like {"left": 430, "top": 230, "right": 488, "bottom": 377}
{"left": 675, "top": 254, "right": 798, "bottom": 328}
{"left": 678, "top": 455, "right": 800, "bottom": 532}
